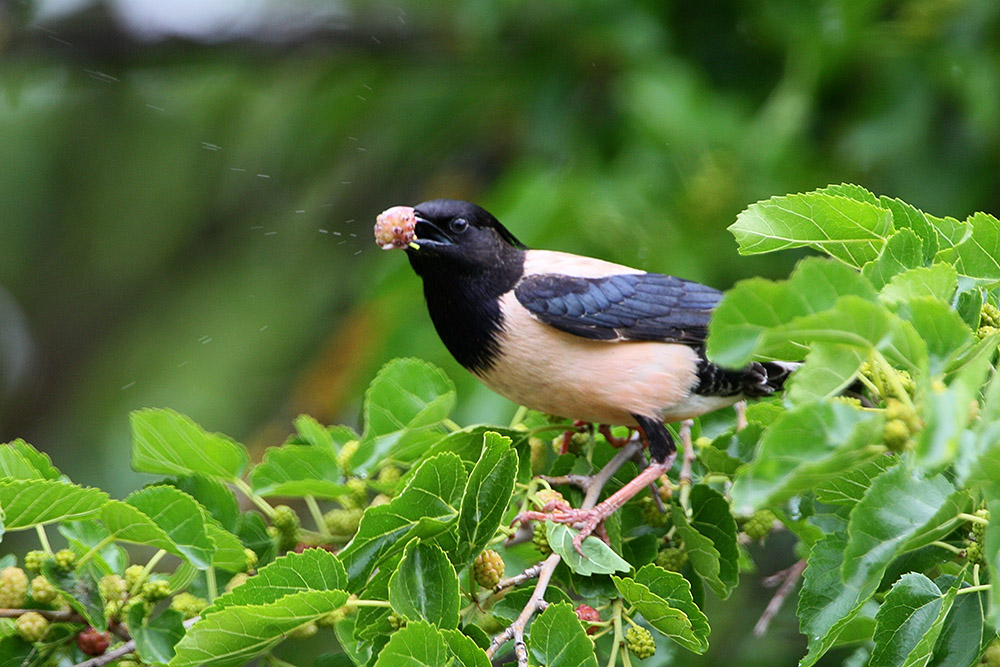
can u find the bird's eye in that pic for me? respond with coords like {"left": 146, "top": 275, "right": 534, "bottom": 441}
{"left": 449, "top": 218, "right": 469, "bottom": 234}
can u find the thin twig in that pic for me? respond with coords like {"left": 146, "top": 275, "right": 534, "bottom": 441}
{"left": 487, "top": 439, "right": 644, "bottom": 665}
{"left": 73, "top": 616, "right": 201, "bottom": 667}
{"left": 493, "top": 564, "right": 543, "bottom": 594}
{"left": 0, "top": 608, "right": 78, "bottom": 621}
{"left": 537, "top": 474, "right": 591, "bottom": 489}
{"left": 754, "top": 559, "right": 806, "bottom": 637}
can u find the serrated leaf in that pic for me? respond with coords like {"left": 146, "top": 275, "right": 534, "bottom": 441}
{"left": 340, "top": 452, "right": 465, "bottom": 591}
{"left": 353, "top": 358, "right": 457, "bottom": 473}
{"left": 927, "top": 213, "right": 970, "bottom": 250}
{"left": 169, "top": 589, "right": 349, "bottom": 667}
{"left": 546, "top": 522, "right": 630, "bottom": 576}
{"left": 842, "top": 466, "right": 967, "bottom": 582}
{"left": 389, "top": 541, "right": 459, "bottom": 629}
{"left": 208, "top": 547, "right": 347, "bottom": 612}
{"left": 730, "top": 190, "right": 892, "bottom": 266}
{"left": 707, "top": 257, "right": 877, "bottom": 367}
{"left": 613, "top": 564, "right": 710, "bottom": 652}
{"left": 168, "top": 475, "right": 240, "bottom": 532}
{"left": 60, "top": 519, "right": 128, "bottom": 575}
{"left": 870, "top": 573, "right": 948, "bottom": 667}
{"left": 878, "top": 195, "right": 938, "bottom": 262}
{"left": 440, "top": 628, "right": 490, "bottom": 667}
{"left": 814, "top": 455, "right": 898, "bottom": 507}
{"left": 455, "top": 431, "right": 517, "bottom": 564}
{"left": 528, "top": 602, "right": 598, "bottom": 667}
{"left": 928, "top": 576, "right": 988, "bottom": 666}
{"left": 949, "top": 212, "right": 1000, "bottom": 285}
{"left": 730, "top": 402, "right": 884, "bottom": 513}
{"left": 879, "top": 264, "right": 958, "bottom": 305}
{"left": 132, "top": 607, "right": 186, "bottom": 665}
{"left": 892, "top": 296, "right": 974, "bottom": 375}
{"left": 785, "top": 343, "right": 864, "bottom": 405}
{"left": 0, "top": 479, "right": 106, "bottom": 530}
{"left": 249, "top": 444, "right": 349, "bottom": 499}
{"left": 130, "top": 408, "right": 248, "bottom": 480}
{"left": 2, "top": 440, "right": 61, "bottom": 480}
{"left": 124, "top": 486, "right": 217, "bottom": 569}
{"left": 100, "top": 500, "right": 198, "bottom": 566}
{"left": 687, "top": 486, "right": 738, "bottom": 598}
{"left": 293, "top": 414, "right": 337, "bottom": 448}
{"left": 373, "top": 620, "right": 451, "bottom": 667}
{"left": 862, "top": 227, "right": 924, "bottom": 289}
{"left": 0, "top": 442, "right": 45, "bottom": 480}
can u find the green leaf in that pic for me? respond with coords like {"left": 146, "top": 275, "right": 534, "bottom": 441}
{"left": 130, "top": 408, "right": 248, "bottom": 480}
{"left": 208, "top": 547, "right": 347, "bottom": 612}
{"left": 0, "top": 479, "right": 106, "bottom": 530}
{"left": 870, "top": 573, "right": 949, "bottom": 667}
{"left": 785, "top": 343, "right": 863, "bottom": 405}
{"left": 546, "top": 522, "right": 630, "bottom": 576}
{"left": 389, "top": 541, "right": 460, "bottom": 629}
{"left": 842, "top": 466, "right": 967, "bottom": 582}
{"left": 0, "top": 441, "right": 46, "bottom": 480}
{"left": 455, "top": 431, "right": 517, "bottom": 564}
{"left": 892, "top": 297, "right": 974, "bottom": 375}
{"left": 373, "top": 620, "right": 451, "bottom": 667}
{"left": 3, "top": 440, "right": 61, "bottom": 480}
{"left": 927, "top": 575, "right": 987, "bottom": 667}
{"left": 926, "top": 213, "right": 970, "bottom": 250}
{"left": 132, "top": 607, "right": 186, "bottom": 665}
{"left": 100, "top": 500, "right": 201, "bottom": 566}
{"left": 814, "top": 455, "right": 898, "bottom": 507}
{"left": 528, "top": 602, "right": 598, "bottom": 667}
{"left": 707, "top": 257, "right": 877, "bottom": 367}
{"left": 879, "top": 264, "right": 958, "bottom": 305}
{"left": 686, "top": 486, "right": 739, "bottom": 598}
{"left": 729, "top": 190, "right": 892, "bottom": 266}
{"left": 169, "top": 475, "right": 241, "bottom": 532}
{"left": 249, "top": 444, "right": 349, "bottom": 499}
{"left": 170, "top": 589, "right": 349, "bottom": 667}
{"left": 730, "top": 402, "right": 883, "bottom": 513}
{"left": 340, "top": 452, "right": 465, "bottom": 591}
{"left": 984, "top": 499, "right": 1000, "bottom": 632}
{"left": 440, "top": 628, "right": 491, "bottom": 667}
{"left": 613, "top": 564, "right": 710, "bottom": 653}
{"left": 878, "top": 195, "right": 938, "bottom": 262}
{"left": 60, "top": 519, "right": 127, "bottom": 574}
{"left": 41, "top": 561, "right": 104, "bottom": 629}
{"left": 353, "top": 358, "right": 457, "bottom": 473}
{"left": 798, "top": 534, "right": 880, "bottom": 666}
{"left": 948, "top": 212, "right": 1000, "bottom": 285}
{"left": 292, "top": 414, "right": 337, "bottom": 448}
{"left": 125, "top": 486, "right": 218, "bottom": 569}
{"left": 862, "top": 227, "right": 924, "bottom": 289}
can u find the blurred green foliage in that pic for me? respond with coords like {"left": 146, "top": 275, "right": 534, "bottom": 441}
{"left": 0, "top": 1, "right": 998, "bottom": 662}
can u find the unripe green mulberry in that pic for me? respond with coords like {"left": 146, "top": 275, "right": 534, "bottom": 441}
{"left": 625, "top": 625, "right": 656, "bottom": 659}
{"left": 0, "top": 566, "right": 29, "bottom": 608}
{"left": 529, "top": 436, "right": 547, "bottom": 473}
{"left": 388, "top": 612, "right": 406, "bottom": 631}
{"left": 336, "top": 440, "right": 359, "bottom": 471}
{"left": 141, "top": 580, "right": 171, "bottom": 602}
{"left": 244, "top": 548, "right": 258, "bottom": 572}
{"left": 981, "top": 302, "right": 1000, "bottom": 328}
{"left": 473, "top": 550, "right": 505, "bottom": 589}
{"left": 377, "top": 465, "right": 401, "bottom": 487}
{"left": 882, "top": 419, "right": 911, "bottom": 452}
{"left": 53, "top": 549, "right": 77, "bottom": 572}
{"left": 30, "top": 576, "right": 58, "bottom": 604}
{"left": 170, "top": 592, "right": 208, "bottom": 618}
{"left": 99, "top": 574, "right": 128, "bottom": 603}
{"left": 15, "top": 611, "right": 49, "bottom": 643}
{"left": 225, "top": 572, "right": 249, "bottom": 593}
{"left": 288, "top": 621, "right": 318, "bottom": 639}
{"left": 324, "top": 508, "right": 364, "bottom": 536}
{"left": 533, "top": 522, "right": 552, "bottom": 556}
{"left": 124, "top": 565, "right": 147, "bottom": 592}
{"left": 23, "top": 551, "right": 50, "bottom": 575}
{"left": 744, "top": 509, "right": 776, "bottom": 540}
{"left": 640, "top": 496, "right": 671, "bottom": 528}
{"left": 971, "top": 508, "right": 989, "bottom": 542}
{"left": 656, "top": 546, "right": 688, "bottom": 572}
{"left": 535, "top": 489, "right": 566, "bottom": 509}
{"left": 122, "top": 596, "right": 150, "bottom": 620}
{"left": 966, "top": 541, "right": 984, "bottom": 565}
{"left": 272, "top": 505, "right": 300, "bottom": 551}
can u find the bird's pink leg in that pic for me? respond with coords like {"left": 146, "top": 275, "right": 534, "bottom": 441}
{"left": 513, "top": 461, "right": 672, "bottom": 555}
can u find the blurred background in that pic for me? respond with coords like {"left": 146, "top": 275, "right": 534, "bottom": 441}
{"left": 1, "top": 0, "right": 999, "bottom": 663}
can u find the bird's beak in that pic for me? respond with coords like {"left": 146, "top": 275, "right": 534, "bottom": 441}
{"left": 412, "top": 214, "right": 453, "bottom": 247}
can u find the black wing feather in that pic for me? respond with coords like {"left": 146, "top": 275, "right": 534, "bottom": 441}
{"left": 514, "top": 272, "right": 722, "bottom": 345}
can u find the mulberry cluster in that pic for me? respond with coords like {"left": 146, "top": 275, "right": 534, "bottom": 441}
{"left": 859, "top": 361, "right": 915, "bottom": 399}
{"left": 15, "top": 611, "right": 49, "bottom": 643}
{"left": 24, "top": 550, "right": 51, "bottom": 575}
{"left": 574, "top": 604, "right": 601, "bottom": 635}
{"left": 30, "top": 576, "right": 59, "bottom": 605}
{"left": 324, "top": 508, "right": 364, "bottom": 536}
{"left": 0, "top": 566, "right": 29, "bottom": 608}
{"left": 170, "top": 592, "right": 209, "bottom": 619}
{"left": 272, "top": 505, "right": 301, "bottom": 551}
{"left": 744, "top": 509, "right": 776, "bottom": 540}
{"left": 77, "top": 627, "right": 112, "bottom": 656}
{"left": 53, "top": 549, "right": 77, "bottom": 572}
{"left": 640, "top": 496, "right": 672, "bottom": 528}
{"left": 625, "top": 625, "right": 656, "bottom": 659}
{"left": 473, "top": 550, "right": 505, "bottom": 589}
{"left": 656, "top": 546, "right": 688, "bottom": 572}
{"left": 883, "top": 398, "right": 921, "bottom": 453}
{"left": 979, "top": 302, "right": 1000, "bottom": 339}
{"left": 533, "top": 522, "right": 552, "bottom": 556}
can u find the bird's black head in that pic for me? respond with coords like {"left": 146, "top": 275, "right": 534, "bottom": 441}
{"left": 406, "top": 199, "right": 526, "bottom": 277}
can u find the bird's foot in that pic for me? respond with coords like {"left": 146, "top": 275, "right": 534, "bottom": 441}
{"left": 559, "top": 420, "right": 590, "bottom": 454}
{"left": 511, "top": 506, "right": 610, "bottom": 556}
{"left": 598, "top": 424, "right": 634, "bottom": 448}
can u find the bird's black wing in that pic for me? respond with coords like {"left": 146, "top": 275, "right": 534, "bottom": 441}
{"left": 514, "top": 272, "right": 722, "bottom": 345}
